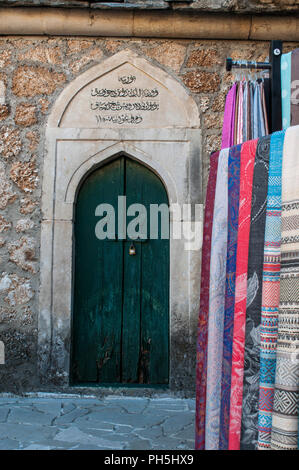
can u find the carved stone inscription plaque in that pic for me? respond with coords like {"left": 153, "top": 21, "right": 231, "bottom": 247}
{"left": 60, "top": 62, "right": 189, "bottom": 128}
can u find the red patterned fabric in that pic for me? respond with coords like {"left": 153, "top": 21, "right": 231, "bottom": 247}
{"left": 228, "top": 139, "right": 258, "bottom": 449}
{"left": 195, "top": 152, "right": 219, "bottom": 450}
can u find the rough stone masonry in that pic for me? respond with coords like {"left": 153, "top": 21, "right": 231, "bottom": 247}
{"left": 0, "top": 28, "right": 298, "bottom": 393}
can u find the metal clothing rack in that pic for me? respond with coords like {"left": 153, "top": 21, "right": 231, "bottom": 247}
{"left": 226, "top": 40, "right": 283, "bottom": 134}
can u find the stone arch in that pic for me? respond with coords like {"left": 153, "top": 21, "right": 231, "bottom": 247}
{"left": 64, "top": 141, "right": 178, "bottom": 207}
{"left": 39, "top": 49, "right": 202, "bottom": 391}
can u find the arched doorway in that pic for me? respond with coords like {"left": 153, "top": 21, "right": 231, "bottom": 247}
{"left": 39, "top": 50, "right": 201, "bottom": 389}
{"left": 71, "top": 155, "right": 169, "bottom": 385}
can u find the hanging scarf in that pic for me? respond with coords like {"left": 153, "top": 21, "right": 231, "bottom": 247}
{"left": 271, "top": 125, "right": 299, "bottom": 450}
{"left": 222, "top": 84, "right": 237, "bottom": 149}
{"left": 195, "top": 152, "right": 219, "bottom": 450}
{"left": 250, "top": 82, "right": 255, "bottom": 141}
{"left": 237, "top": 83, "right": 244, "bottom": 145}
{"left": 243, "top": 83, "right": 248, "bottom": 143}
{"left": 240, "top": 135, "right": 270, "bottom": 450}
{"left": 258, "top": 82, "right": 266, "bottom": 138}
{"left": 253, "top": 82, "right": 260, "bottom": 140}
{"left": 219, "top": 144, "right": 241, "bottom": 449}
{"left": 205, "top": 148, "right": 229, "bottom": 449}
{"left": 228, "top": 139, "right": 258, "bottom": 450}
{"left": 281, "top": 52, "right": 292, "bottom": 129}
{"left": 260, "top": 81, "right": 270, "bottom": 136}
{"left": 291, "top": 49, "right": 299, "bottom": 127}
{"left": 257, "top": 130, "right": 285, "bottom": 450}
{"left": 234, "top": 84, "right": 240, "bottom": 146}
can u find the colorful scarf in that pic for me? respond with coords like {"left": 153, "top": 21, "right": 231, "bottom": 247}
{"left": 258, "top": 82, "right": 266, "bottom": 138}
{"left": 281, "top": 52, "right": 292, "bottom": 129}
{"left": 237, "top": 83, "right": 244, "bottom": 145}
{"left": 240, "top": 136, "right": 270, "bottom": 450}
{"left": 257, "top": 130, "right": 285, "bottom": 449}
{"left": 205, "top": 148, "right": 229, "bottom": 449}
{"left": 234, "top": 84, "right": 240, "bottom": 146}
{"left": 219, "top": 144, "right": 241, "bottom": 449}
{"left": 271, "top": 125, "right": 299, "bottom": 450}
{"left": 195, "top": 152, "right": 219, "bottom": 450}
{"left": 291, "top": 49, "right": 299, "bottom": 127}
{"left": 228, "top": 139, "right": 258, "bottom": 450}
{"left": 222, "top": 84, "right": 237, "bottom": 149}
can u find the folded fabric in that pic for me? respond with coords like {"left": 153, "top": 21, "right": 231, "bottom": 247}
{"left": 195, "top": 151, "right": 219, "bottom": 450}
{"left": 205, "top": 148, "right": 229, "bottom": 449}
{"left": 228, "top": 138, "right": 257, "bottom": 450}
{"left": 271, "top": 125, "right": 299, "bottom": 450}
{"left": 281, "top": 52, "right": 292, "bottom": 129}
{"left": 258, "top": 130, "right": 285, "bottom": 450}
{"left": 291, "top": 49, "right": 299, "bottom": 127}
{"left": 219, "top": 144, "right": 241, "bottom": 449}
{"left": 240, "top": 136, "right": 271, "bottom": 450}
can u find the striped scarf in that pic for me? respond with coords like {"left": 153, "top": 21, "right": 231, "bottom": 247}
{"left": 271, "top": 125, "right": 299, "bottom": 450}
{"left": 219, "top": 144, "right": 241, "bottom": 449}
{"left": 258, "top": 131, "right": 285, "bottom": 449}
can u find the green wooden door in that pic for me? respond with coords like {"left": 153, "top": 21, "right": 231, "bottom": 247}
{"left": 71, "top": 156, "right": 169, "bottom": 385}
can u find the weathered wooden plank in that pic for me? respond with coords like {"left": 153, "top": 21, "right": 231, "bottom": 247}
{"left": 140, "top": 166, "right": 169, "bottom": 384}
{"left": 71, "top": 158, "right": 124, "bottom": 384}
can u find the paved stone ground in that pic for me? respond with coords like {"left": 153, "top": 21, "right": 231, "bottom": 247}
{"left": 0, "top": 394, "right": 195, "bottom": 450}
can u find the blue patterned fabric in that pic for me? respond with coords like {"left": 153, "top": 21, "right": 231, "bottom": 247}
{"left": 258, "top": 130, "right": 285, "bottom": 449}
{"left": 219, "top": 144, "right": 241, "bottom": 449}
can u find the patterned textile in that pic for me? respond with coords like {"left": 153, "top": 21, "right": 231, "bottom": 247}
{"left": 281, "top": 52, "right": 292, "bottom": 130}
{"left": 291, "top": 49, "right": 299, "bottom": 127}
{"left": 240, "top": 136, "right": 270, "bottom": 450}
{"left": 222, "top": 85, "right": 237, "bottom": 149}
{"left": 205, "top": 148, "right": 229, "bottom": 449}
{"left": 271, "top": 126, "right": 299, "bottom": 450}
{"left": 195, "top": 152, "right": 219, "bottom": 450}
{"left": 228, "top": 139, "right": 258, "bottom": 450}
{"left": 219, "top": 144, "right": 241, "bottom": 449}
{"left": 258, "top": 131, "right": 285, "bottom": 450}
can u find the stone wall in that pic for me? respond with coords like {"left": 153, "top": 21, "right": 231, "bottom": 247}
{"left": 1, "top": 0, "right": 299, "bottom": 13}
{"left": 0, "top": 35, "right": 298, "bottom": 393}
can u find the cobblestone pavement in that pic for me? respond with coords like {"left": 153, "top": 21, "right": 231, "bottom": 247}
{"left": 0, "top": 394, "right": 195, "bottom": 450}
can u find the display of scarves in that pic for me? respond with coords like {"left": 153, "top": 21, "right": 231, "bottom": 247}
{"left": 257, "top": 131, "right": 285, "bottom": 450}
{"left": 271, "top": 125, "right": 299, "bottom": 450}
{"left": 205, "top": 148, "right": 229, "bottom": 450}
{"left": 222, "top": 79, "right": 269, "bottom": 148}
{"left": 228, "top": 139, "right": 258, "bottom": 450}
{"left": 281, "top": 52, "right": 292, "bottom": 130}
{"left": 240, "top": 136, "right": 270, "bottom": 450}
{"left": 196, "top": 113, "right": 299, "bottom": 452}
{"left": 219, "top": 144, "right": 241, "bottom": 449}
{"left": 195, "top": 152, "right": 219, "bottom": 450}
